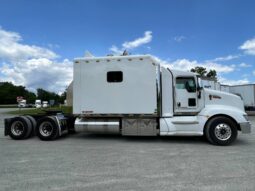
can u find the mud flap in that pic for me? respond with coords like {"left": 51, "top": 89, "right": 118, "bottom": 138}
{"left": 4, "top": 118, "right": 12, "bottom": 136}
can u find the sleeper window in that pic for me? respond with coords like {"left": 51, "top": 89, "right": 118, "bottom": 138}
{"left": 107, "top": 71, "right": 123, "bottom": 83}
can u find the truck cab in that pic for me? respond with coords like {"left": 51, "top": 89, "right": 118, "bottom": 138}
{"left": 160, "top": 65, "right": 250, "bottom": 144}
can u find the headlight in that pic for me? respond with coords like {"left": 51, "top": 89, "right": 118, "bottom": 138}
{"left": 243, "top": 115, "right": 249, "bottom": 121}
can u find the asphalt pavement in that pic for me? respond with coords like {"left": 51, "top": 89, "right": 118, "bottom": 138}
{"left": 0, "top": 108, "right": 254, "bottom": 191}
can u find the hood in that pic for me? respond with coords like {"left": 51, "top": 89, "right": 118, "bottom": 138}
{"left": 204, "top": 88, "right": 245, "bottom": 111}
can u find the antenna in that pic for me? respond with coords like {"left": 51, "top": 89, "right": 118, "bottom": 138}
{"left": 122, "top": 50, "right": 129, "bottom": 56}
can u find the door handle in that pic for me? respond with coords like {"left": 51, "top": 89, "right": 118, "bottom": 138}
{"left": 177, "top": 102, "right": 181, "bottom": 107}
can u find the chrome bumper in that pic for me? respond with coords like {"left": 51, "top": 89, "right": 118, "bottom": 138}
{"left": 239, "top": 122, "right": 251, "bottom": 134}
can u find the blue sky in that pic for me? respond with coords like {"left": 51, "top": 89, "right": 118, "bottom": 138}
{"left": 0, "top": 0, "right": 255, "bottom": 92}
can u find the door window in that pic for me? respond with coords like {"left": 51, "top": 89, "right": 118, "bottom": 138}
{"left": 176, "top": 77, "right": 196, "bottom": 93}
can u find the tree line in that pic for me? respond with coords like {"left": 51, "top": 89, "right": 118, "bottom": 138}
{"left": 0, "top": 82, "right": 66, "bottom": 105}
{"left": 190, "top": 67, "right": 217, "bottom": 80}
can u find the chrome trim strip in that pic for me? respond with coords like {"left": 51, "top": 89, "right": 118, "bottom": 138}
{"left": 80, "top": 114, "right": 158, "bottom": 118}
{"left": 76, "top": 121, "right": 119, "bottom": 125}
{"left": 160, "top": 131, "right": 203, "bottom": 136}
{"left": 172, "top": 121, "right": 199, "bottom": 125}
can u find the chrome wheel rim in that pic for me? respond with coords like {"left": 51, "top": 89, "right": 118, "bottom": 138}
{"left": 214, "top": 123, "right": 232, "bottom": 141}
{"left": 39, "top": 122, "right": 53, "bottom": 137}
{"left": 11, "top": 121, "right": 24, "bottom": 136}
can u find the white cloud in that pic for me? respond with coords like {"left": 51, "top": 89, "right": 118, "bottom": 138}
{"left": 110, "top": 31, "right": 152, "bottom": 54}
{"left": 218, "top": 77, "right": 250, "bottom": 85}
{"left": 0, "top": 27, "right": 57, "bottom": 62}
{"left": 0, "top": 27, "right": 72, "bottom": 93}
{"left": 122, "top": 31, "right": 152, "bottom": 49}
{"left": 1, "top": 58, "right": 72, "bottom": 93}
{"left": 146, "top": 46, "right": 151, "bottom": 50}
{"left": 239, "top": 62, "right": 251, "bottom": 68}
{"left": 173, "top": 36, "right": 186, "bottom": 42}
{"left": 109, "top": 45, "right": 123, "bottom": 55}
{"left": 47, "top": 43, "right": 60, "bottom": 49}
{"left": 239, "top": 37, "right": 255, "bottom": 55}
{"left": 153, "top": 56, "right": 235, "bottom": 74}
{"left": 155, "top": 56, "right": 247, "bottom": 85}
{"left": 207, "top": 54, "right": 240, "bottom": 62}
{"left": 154, "top": 57, "right": 253, "bottom": 86}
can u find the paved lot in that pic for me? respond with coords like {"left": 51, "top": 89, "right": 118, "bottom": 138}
{"left": 0, "top": 108, "right": 254, "bottom": 191}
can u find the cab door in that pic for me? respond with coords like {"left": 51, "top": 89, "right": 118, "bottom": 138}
{"left": 174, "top": 76, "right": 199, "bottom": 115}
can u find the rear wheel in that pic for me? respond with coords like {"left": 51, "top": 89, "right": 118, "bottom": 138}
{"left": 9, "top": 116, "right": 32, "bottom": 140}
{"left": 25, "top": 115, "right": 37, "bottom": 136}
{"left": 36, "top": 116, "right": 59, "bottom": 141}
{"left": 205, "top": 116, "right": 238, "bottom": 146}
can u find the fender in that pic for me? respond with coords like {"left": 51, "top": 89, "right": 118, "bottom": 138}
{"left": 199, "top": 105, "right": 247, "bottom": 124}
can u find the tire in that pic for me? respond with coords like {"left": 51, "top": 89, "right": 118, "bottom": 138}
{"left": 205, "top": 116, "right": 238, "bottom": 146}
{"left": 36, "top": 116, "right": 59, "bottom": 141}
{"left": 25, "top": 115, "right": 37, "bottom": 137}
{"left": 9, "top": 116, "right": 32, "bottom": 140}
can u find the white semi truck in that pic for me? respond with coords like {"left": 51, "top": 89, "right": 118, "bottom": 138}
{"left": 35, "top": 99, "right": 42, "bottom": 108}
{"left": 18, "top": 99, "right": 27, "bottom": 108}
{"left": 4, "top": 55, "right": 251, "bottom": 145}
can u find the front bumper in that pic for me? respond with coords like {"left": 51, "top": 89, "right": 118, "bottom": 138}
{"left": 239, "top": 122, "right": 251, "bottom": 134}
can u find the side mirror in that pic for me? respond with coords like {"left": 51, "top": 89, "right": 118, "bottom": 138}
{"left": 197, "top": 86, "right": 203, "bottom": 91}
{"left": 197, "top": 86, "right": 202, "bottom": 99}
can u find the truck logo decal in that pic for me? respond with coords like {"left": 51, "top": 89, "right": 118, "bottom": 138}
{"left": 209, "top": 95, "right": 221, "bottom": 100}
{"left": 82, "top": 111, "right": 94, "bottom": 114}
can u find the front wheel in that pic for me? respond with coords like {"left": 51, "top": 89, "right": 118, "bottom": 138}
{"left": 205, "top": 116, "right": 238, "bottom": 146}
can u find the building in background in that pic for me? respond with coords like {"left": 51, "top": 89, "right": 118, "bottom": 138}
{"left": 220, "top": 84, "right": 230, "bottom": 93}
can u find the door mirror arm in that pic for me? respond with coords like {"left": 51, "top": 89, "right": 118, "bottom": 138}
{"left": 197, "top": 86, "right": 203, "bottom": 91}
{"left": 197, "top": 91, "right": 201, "bottom": 99}
{"left": 197, "top": 86, "right": 202, "bottom": 99}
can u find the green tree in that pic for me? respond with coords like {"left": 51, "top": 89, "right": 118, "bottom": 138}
{"left": 25, "top": 92, "right": 37, "bottom": 103}
{"left": 59, "top": 89, "right": 67, "bottom": 104}
{"left": 37, "top": 88, "right": 65, "bottom": 105}
{"left": 0, "top": 82, "right": 36, "bottom": 104}
{"left": 206, "top": 69, "right": 217, "bottom": 79}
{"left": 190, "top": 67, "right": 207, "bottom": 76}
{"left": 190, "top": 67, "right": 217, "bottom": 80}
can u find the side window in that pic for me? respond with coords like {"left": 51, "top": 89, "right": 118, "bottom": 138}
{"left": 107, "top": 71, "right": 123, "bottom": 83}
{"left": 176, "top": 77, "right": 196, "bottom": 92}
